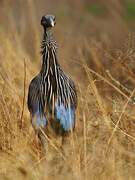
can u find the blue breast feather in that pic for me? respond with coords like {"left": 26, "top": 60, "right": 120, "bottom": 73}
{"left": 31, "top": 103, "right": 47, "bottom": 130}
{"left": 31, "top": 102, "right": 75, "bottom": 131}
{"left": 55, "top": 103, "right": 75, "bottom": 131}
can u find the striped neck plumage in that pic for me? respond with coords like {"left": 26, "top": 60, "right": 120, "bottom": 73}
{"left": 40, "top": 29, "right": 58, "bottom": 77}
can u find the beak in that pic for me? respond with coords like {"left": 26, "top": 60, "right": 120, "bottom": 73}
{"left": 50, "top": 19, "right": 55, "bottom": 27}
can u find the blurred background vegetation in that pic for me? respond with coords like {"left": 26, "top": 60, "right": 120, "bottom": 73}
{"left": 0, "top": 0, "right": 135, "bottom": 180}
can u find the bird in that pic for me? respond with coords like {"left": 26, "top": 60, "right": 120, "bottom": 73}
{"left": 27, "top": 15, "right": 77, "bottom": 146}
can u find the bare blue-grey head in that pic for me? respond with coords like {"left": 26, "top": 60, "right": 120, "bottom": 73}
{"left": 41, "top": 15, "right": 56, "bottom": 30}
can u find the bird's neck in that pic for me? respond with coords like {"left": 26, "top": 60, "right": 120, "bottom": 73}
{"left": 40, "top": 29, "right": 58, "bottom": 78}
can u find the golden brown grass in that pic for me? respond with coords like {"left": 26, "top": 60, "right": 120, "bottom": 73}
{"left": 0, "top": 1, "right": 135, "bottom": 180}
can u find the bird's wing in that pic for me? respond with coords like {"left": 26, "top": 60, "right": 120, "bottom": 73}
{"left": 53, "top": 68, "right": 77, "bottom": 131}
{"left": 27, "top": 75, "right": 47, "bottom": 130}
{"left": 27, "top": 75, "right": 40, "bottom": 113}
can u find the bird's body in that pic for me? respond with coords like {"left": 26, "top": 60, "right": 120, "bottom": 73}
{"left": 28, "top": 15, "right": 77, "bottom": 138}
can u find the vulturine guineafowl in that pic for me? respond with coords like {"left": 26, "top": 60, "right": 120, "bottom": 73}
{"left": 27, "top": 15, "right": 77, "bottom": 147}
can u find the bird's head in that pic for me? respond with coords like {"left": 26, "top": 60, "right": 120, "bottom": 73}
{"left": 41, "top": 15, "right": 56, "bottom": 30}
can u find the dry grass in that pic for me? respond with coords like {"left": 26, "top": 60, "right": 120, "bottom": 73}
{"left": 0, "top": 0, "right": 135, "bottom": 179}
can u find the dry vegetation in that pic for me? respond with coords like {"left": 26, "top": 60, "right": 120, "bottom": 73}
{"left": 0, "top": 0, "right": 135, "bottom": 179}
